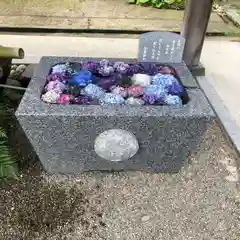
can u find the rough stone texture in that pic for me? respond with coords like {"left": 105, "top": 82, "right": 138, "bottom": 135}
{"left": 138, "top": 32, "right": 185, "bottom": 63}
{"left": 94, "top": 129, "right": 139, "bottom": 162}
{"left": 16, "top": 56, "right": 216, "bottom": 174}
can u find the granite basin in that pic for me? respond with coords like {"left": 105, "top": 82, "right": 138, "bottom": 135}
{"left": 15, "top": 57, "right": 217, "bottom": 173}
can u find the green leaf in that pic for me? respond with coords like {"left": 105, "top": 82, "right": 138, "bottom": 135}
{"left": 137, "top": 0, "right": 151, "bottom": 4}
{"left": 127, "top": 0, "right": 136, "bottom": 3}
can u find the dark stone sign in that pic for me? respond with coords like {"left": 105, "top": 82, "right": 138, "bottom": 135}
{"left": 138, "top": 32, "right": 185, "bottom": 63}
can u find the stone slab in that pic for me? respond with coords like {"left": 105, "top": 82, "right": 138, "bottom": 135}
{"left": 16, "top": 56, "right": 216, "bottom": 174}
{"left": 197, "top": 76, "right": 240, "bottom": 153}
{"left": 138, "top": 32, "right": 185, "bottom": 63}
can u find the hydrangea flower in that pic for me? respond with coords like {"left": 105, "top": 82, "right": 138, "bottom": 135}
{"left": 82, "top": 84, "right": 105, "bottom": 99}
{"left": 72, "top": 96, "right": 91, "bottom": 105}
{"left": 131, "top": 74, "right": 152, "bottom": 87}
{"left": 51, "top": 64, "right": 67, "bottom": 74}
{"left": 99, "top": 59, "right": 111, "bottom": 67}
{"left": 125, "top": 97, "right": 144, "bottom": 105}
{"left": 113, "top": 62, "right": 129, "bottom": 74}
{"left": 70, "top": 70, "right": 93, "bottom": 87}
{"left": 127, "top": 85, "right": 143, "bottom": 98}
{"left": 41, "top": 90, "right": 60, "bottom": 103}
{"left": 99, "top": 93, "right": 125, "bottom": 105}
{"left": 152, "top": 73, "right": 179, "bottom": 89}
{"left": 42, "top": 60, "right": 188, "bottom": 106}
{"left": 58, "top": 94, "right": 73, "bottom": 104}
{"left": 164, "top": 95, "right": 182, "bottom": 106}
{"left": 141, "top": 94, "right": 158, "bottom": 105}
{"left": 127, "top": 64, "right": 145, "bottom": 76}
{"left": 98, "top": 65, "right": 114, "bottom": 77}
{"left": 111, "top": 86, "right": 128, "bottom": 98}
{"left": 83, "top": 61, "right": 99, "bottom": 74}
{"left": 143, "top": 84, "right": 167, "bottom": 101}
{"left": 46, "top": 73, "right": 65, "bottom": 82}
{"left": 45, "top": 80, "right": 66, "bottom": 94}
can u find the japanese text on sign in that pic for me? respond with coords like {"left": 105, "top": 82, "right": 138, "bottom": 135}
{"left": 142, "top": 46, "right": 148, "bottom": 61}
{"left": 156, "top": 39, "right": 163, "bottom": 61}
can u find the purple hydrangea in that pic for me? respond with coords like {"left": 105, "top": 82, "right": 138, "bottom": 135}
{"left": 113, "top": 62, "right": 129, "bottom": 74}
{"left": 97, "top": 76, "right": 121, "bottom": 90}
{"left": 168, "top": 81, "right": 185, "bottom": 97}
{"left": 99, "top": 59, "right": 111, "bottom": 67}
{"left": 127, "top": 64, "right": 145, "bottom": 76}
{"left": 83, "top": 61, "right": 100, "bottom": 74}
{"left": 72, "top": 96, "right": 91, "bottom": 105}
{"left": 45, "top": 80, "right": 66, "bottom": 94}
{"left": 98, "top": 66, "right": 114, "bottom": 77}
{"left": 46, "top": 73, "right": 65, "bottom": 82}
{"left": 141, "top": 94, "right": 158, "bottom": 105}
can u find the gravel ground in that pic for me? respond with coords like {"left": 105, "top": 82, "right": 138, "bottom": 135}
{"left": 43, "top": 122, "right": 240, "bottom": 240}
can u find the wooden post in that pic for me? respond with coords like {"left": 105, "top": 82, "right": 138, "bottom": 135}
{"left": 181, "top": 0, "right": 213, "bottom": 68}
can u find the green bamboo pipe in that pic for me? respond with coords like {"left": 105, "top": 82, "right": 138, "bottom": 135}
{"left": 0, "top": 46, "right": 24, "bottom": 59}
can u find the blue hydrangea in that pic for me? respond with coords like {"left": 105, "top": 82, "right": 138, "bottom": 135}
{"left": 143, "top": 84, "right": 167, "bottom": 101}
{"left": 152, "top": 73, "right": 179, "bottom": 88}
{"left": 70, "top": 70, "right": 93, "bottom": 87}
{"left": 164, "top": 95, "right": 182, "bottom": 106}
{"left": 100, "top": 93, "right": 125, "bottom": 105}
{"left": 82, "top": 84, "right": 105, "bottom": 99}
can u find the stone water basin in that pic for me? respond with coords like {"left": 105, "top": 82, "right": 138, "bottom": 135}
{"left": 15, "top": 57, "right": 216, "bottom": 174}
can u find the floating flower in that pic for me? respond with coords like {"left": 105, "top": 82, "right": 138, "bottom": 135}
{"left": 82, "top": 84, "right": 105, "bottom": 99}
{"left": 143, "top": 84, "right": 167, "bottom": 101}
{"left": 98, "top": 66, "right": 114, "bottom": 77}
{"left": 46, "top": 73, "right": 65, "bottom": 82}
{"left": 152, "top": 73, "right": 179, "bottom": 88}
{"left": 42, "top": 60, "right": 188, "bottom": 106}
{"left": 97, "top": 76, "right": 122, "bottom": 90}
{"left": 164, "top": 95, "right": 182, "bottom": 106}
{"left": 113, "top": 62, "right": 129, "bottom": 74}
{"left": 99, "top": 59, "right": 111, "bottom": 67}
{"left": 41, "top": 90, "right": 60, "bottom": 103}
{"left": 45, "top": 80, "right": 66, "bottom": 94}
{"left": 58, "top": 94, "right": 73, "bottom": 104}
{"left": 72, "top": 96, "right": 91, "bottom": 105}
{"left": 131, "top": 74, "right": 151, "bottom": 87}
{"left": 168, "top": 81, "right": 186, "bottom": 97}
{"left": 125, "top": 97, "right": 144, "bottom": 105}
{"left": 141, "top": 94, "right": 158, "bottom": 105}
{"left": 70, "top": 70, "right": 93, "bottom": 87}
{"left": 127, "top": 85, "right": 143, "bottom": 98}
{"left": 100, "top": 93, "right": 125, "bottom": 105}
{"left": 83, "top": 61, "right": 99, "bottom": 74}
{"left": 51, "top": 64, "right": 67, "bottom": 74}
{"left": 111, "top": 86, "right": 128, "bottom": 98}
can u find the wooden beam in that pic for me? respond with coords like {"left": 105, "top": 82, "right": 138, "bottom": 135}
{"left": 181, "top": 0, "right": 214, "bottom": 68}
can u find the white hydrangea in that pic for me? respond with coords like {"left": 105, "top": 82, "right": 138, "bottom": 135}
{"left": 41, "top": 90, "right": 60, "bottom": 103}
